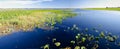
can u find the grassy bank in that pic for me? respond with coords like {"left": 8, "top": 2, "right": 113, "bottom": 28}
{"left": 83, "top": 8, "right": 120, "bottom": 11}
{"left": 0, "top": 9, "right": 76, "bottom": 35}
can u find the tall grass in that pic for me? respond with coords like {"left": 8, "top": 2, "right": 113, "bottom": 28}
{"left": 0, "top": 9, "right": 76, "bottom": 35}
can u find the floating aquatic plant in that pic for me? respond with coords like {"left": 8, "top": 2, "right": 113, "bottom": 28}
{"left": 99, "top": 31, "right": 105, "bottom": 38}
{"left": 81, "top": 46, "right": 86, "bottom": 49}
{"left": 41, "top": 23, "right": 119, "bottom": 49}
{"left": 54, "top": 42, "right": 61, "bottom": 47}
{"left": 70, "top": 40, "right": 75, "bottom": 44}
{"left": 106, "top": 35, "right": 115, "bottom": 42}
{"left": 44, "top": 44, "right": 49, "bottom": 49}
{"left": 74, "top": 46, "right": 80, "bottom": 49}
{"left": 82, "top": 37, "right": 86, "bottom": 42}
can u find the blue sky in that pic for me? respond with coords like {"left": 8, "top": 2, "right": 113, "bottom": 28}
{"left": 74, "top": 0, "right": 120, "bottom": 8}
{"left": 0, "top": 0, "right": 120, "bottom": 8}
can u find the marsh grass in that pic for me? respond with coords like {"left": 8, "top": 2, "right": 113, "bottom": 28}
{"left": 0, "top": 9, "right": 76, "bottom": 35}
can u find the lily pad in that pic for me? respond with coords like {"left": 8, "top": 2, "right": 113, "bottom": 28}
{"left": 70, "top": 40, "right": 75, "bottom": 44}
{"left": 82, "top": 37, "right": 86, "bottom": 42}
{"left": 81, "top": 46, "right": 86, "bottom": 49}
{"left": 44, "top": 44, "right": 49, "bottom": 49}
{"left": 74, "top": 46, "right": 80, "bottom": 49}
{"left": 55, "top": 42, "right": 61, "bottom": 47}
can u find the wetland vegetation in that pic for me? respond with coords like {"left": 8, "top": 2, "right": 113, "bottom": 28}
{"left": 0, "top": 9, "right": 76, "bottom": 35}
{"left": 0, "top": 9, "right": 120, "bottom": 49}
{"left": 42, "top": 24, "right": 120, "bottom": 49}
{"left": 83, "top": 8, "right": 120, "bottom": 11}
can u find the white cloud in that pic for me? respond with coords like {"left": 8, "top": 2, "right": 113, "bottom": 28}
{"left": 107, "top": 0, "right": 120, "bottom": 7}
{"left": 0, "top": 0, "right": 53, "bottom": 8}
{"left": 75, "top": 0, "right": 120, "bottom": 8}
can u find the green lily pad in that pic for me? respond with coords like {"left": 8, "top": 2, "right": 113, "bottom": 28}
{"left": 74, "top": 46, "right": 80, "bottom": 49}
{"left": 55, "top": 42, "right": 61, "bottom": 47}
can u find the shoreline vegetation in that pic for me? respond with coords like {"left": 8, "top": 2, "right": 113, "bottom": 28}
{"left": 83, "top": 8, "right": 120, "bottom": 11}
{"left": 0, "top": 9, "right": 76, "bottom": 35}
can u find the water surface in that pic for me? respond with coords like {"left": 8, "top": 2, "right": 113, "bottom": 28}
{"left": 0, "top": 9, "right": 120, "bottom": 49}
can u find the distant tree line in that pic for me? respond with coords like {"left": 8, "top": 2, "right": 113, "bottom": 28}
{"left": 106, "top": 7, "right": 120, "bottom": 8}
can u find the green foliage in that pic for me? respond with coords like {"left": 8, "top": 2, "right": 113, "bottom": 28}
{"left": 0, "top": 9, "right": 76, "bottom": 35}
{"left": 83, "top": 8, "right": 120, "bottom": 11}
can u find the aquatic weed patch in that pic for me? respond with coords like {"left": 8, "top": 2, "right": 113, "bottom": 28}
{"left": 42, "top": 24, "right": 120, "bottom": 49}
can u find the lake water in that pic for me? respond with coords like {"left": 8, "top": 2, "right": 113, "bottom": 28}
{"left": 0, "top": 9, "right": 120, "bottom": 49}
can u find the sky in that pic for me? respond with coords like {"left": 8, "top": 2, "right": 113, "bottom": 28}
{"left": 0, "top": 0, "right": 120, "bottom": 8}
